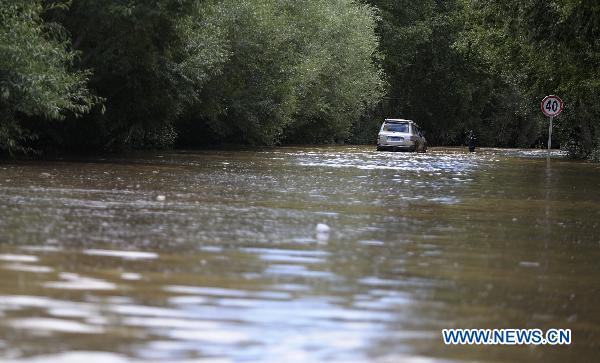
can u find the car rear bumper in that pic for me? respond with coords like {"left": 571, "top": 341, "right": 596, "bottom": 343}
{"left": 377, "top": 144, "right": 416, "bottom": 152}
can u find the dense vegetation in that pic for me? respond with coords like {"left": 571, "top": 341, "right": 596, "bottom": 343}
{"left": 459, "top": 0, "right": 600, "bottom": 159}
{"left": 0, "top": 0, "right": 99, "bottom": 153}
{"left": 1, "top": 0, "right": 598, "bottom": 159}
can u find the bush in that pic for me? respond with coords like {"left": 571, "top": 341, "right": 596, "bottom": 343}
{"left": 0, "top": 0, "right": 98, "bottom": 153}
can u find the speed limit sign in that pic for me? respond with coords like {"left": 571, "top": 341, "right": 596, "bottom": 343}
{"left": 541, "top": 95, "right": 564, "bottom": 155}
{"left": 541, "top": 95, "right": 564, "bottom": 117}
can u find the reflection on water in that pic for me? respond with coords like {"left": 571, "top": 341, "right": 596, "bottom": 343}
{"left": 0, "top": 146, "right": 599, "bottom": 362}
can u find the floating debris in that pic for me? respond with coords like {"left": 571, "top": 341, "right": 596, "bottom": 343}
{"left": 519, "top": 261, "right": 540, "bottom": 268}
{"left": 121, "top": 273, "right": 142, "bottom": 281}
{"left": 316, "top": 223, "right": 330, "bottom": 233}
{"left": 316, "top": 223, "right": 330, "bottom": 242}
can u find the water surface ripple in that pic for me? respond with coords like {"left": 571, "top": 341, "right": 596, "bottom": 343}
{"left": 0, "top": 146, "right": 598, "bottom": 362}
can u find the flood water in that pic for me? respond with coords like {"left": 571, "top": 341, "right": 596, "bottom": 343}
{"left": 0, "top": 146, "right": 599, "bottom": 362}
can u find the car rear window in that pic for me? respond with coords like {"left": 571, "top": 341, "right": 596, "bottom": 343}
{"left": 383, "top": 123, "right": 409, "bottom": 133}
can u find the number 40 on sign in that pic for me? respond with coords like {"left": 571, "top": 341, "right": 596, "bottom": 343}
{"left": 541, "top": 95, "right": 563, "bottom": 117}
{"left": 540, "top": 95, "right": 564, "bottom": 153}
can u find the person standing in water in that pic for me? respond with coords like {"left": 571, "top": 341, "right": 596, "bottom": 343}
{"left": 467, "top": 130, "right": 477, "bottom": 152}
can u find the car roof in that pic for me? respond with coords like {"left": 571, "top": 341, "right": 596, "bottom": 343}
{"left": 384, "top": 119, "right": 413, "bottom": 123}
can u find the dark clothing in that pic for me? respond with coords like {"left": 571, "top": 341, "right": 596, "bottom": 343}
{"left": 467, "top": 131, "right": 476, "bottom": 152}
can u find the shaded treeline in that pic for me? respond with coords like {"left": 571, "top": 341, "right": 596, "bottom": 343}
{"left": 365, "top": 0, "right": 599, "bottom": 157}
{"left": 1, "top": 0, "right": 599, "bottom": 158}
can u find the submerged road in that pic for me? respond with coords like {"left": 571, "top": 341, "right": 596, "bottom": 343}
{"left": 0, "top": 146, "right": 599, "bottom": 362}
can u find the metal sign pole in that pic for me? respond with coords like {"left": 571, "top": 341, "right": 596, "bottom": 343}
{"left": 547, "top": 116, "right": 553, "bottom": 155}
{"left": 541, "top": 95, "right": 562, "bottom": 159}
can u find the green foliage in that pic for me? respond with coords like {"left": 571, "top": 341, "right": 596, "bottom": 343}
{"left": 460, "top": 0, "right": 600, "bottom": 156}
{"left": 284, "top": 0, "right": 385, "bottom": 144}
{"left": 366, "top": 0, "right": 600, "bottom": 151}
{"left": 182, "top": 0, "right": 302, "bottom": 145}
{"left": 367, "top": 1, "right": 468, "bottom": 144}
{"left": 3, "top": 0, "right": 595, "bottom": 155}
{"left": 2, "top": 0, "right": 382, "bottom": 151}
{"left": 0, "top": 0, "right": 98, "bottom": 153}
{"left": 181, "top": 0, "right": 384, "bottom": 146}
{"left": 51, "top": 0, "right": 228, "bottom": 150}
{"left": 590, "top": 145, "right": 600, "bottom": 163}
{"left": 365, "top": 0, "right": 545, "bottom": 147}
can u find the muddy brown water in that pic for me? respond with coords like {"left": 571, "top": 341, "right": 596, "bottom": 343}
{"left": 0, "top": 146, "right": 599, "bottom": 362}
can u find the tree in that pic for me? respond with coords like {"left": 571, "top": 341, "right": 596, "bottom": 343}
{"left": 178, "top": 0, "right": 384, "bottom": 146}
{"left": 0, "top": 0, "right": 98, "bottom": 153}
{"left": 283, "top": 0, "right": 385, "bottom": 144}
{"left": 461, "top": 0, "right": 600, "bottom": 157}
{"left": 364, "top": 0, "right": 551, "bottom": 147}
{"left": 366, "top": 0, "right": 475, "bottom": 145}
{"left": 52, "top": 0, "right": 228, "bottom": 150}
{"left": 1, "top": 0, "right": 386, "bottom": 152}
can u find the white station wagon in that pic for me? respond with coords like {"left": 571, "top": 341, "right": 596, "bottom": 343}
{"left": 376, "top": 119, "right": 427, "bottom": 152}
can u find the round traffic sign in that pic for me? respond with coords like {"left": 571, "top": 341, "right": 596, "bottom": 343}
{"left": 541, "top": 95, "right": 564, "bottom": 117}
